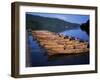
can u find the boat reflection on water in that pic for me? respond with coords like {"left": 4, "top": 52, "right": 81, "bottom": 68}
{"left": 48, "top": 52, "right": 89, "bottom": 65}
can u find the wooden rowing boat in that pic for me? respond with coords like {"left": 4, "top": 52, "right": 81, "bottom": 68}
{"left": 32, "top": 30, "right": 89, "bottom": 56}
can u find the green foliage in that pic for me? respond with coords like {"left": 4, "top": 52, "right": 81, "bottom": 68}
{"left": 80, "top": 20, "right": 89, "bottom": 35}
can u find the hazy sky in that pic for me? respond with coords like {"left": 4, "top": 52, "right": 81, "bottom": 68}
{"left": 27, "top": 12, "right": 89, "bottom": 24}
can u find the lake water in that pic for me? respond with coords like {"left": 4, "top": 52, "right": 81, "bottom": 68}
{"left": 59, "top": 28, "right": 89, "bottom": 41}
{"left": 27, "top": 28, "right": 89, "bottom": 67}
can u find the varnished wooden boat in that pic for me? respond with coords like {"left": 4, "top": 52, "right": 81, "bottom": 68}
{"left": 32, "top": 30, "right": 89, "bottom": 56}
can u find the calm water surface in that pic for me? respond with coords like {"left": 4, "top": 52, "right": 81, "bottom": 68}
{"left": 27, "top": 28, "right": 89, "bottom": 67}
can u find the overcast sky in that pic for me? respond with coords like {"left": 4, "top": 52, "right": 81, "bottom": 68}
{"left": 26, "top": 12, "right": 89, "bottom": 24}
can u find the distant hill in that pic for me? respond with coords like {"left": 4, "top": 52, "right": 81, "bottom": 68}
{"left": 26, "top": 14, "right": 80, "bottom": 33}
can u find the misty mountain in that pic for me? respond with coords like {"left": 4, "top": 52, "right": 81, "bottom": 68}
{"left": 26, "top": 14, "right": 80, "bottom": 33}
